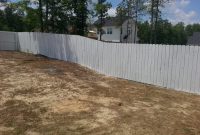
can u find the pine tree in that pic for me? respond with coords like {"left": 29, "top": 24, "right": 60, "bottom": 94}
{"left": 95, "top": 0, "right": 111, "bottom": 41}
{"left": 117, "top": 0, "right": 147, "bottom": 43}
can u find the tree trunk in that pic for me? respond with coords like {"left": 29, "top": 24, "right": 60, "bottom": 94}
{"left": 51, "top": 0, "right": 55, "bottom": 32}
{"left": 150, "top": 0, "right": 154, "bottom": 43}
{"left": 120, "top": 25, "right": 122, "bottom": 42}
{"left": 100, "top": 5, "right": 103, "bottom": 41}
{"left": 134, "top": 19, "right": 137, "bottom": 43}
{"left": 134, "top": 0, "right": 138, "bottom": 43}
{"left": 39, "top": 0, "right": 44, "bottom": 32}
{"left": 154, "top": 0, "right": 159, "bottom": 44}
{"left": 45, "top": 0, "right": 49, "bottom": 32}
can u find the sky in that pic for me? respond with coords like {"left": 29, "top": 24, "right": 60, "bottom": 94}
{"left": 1, "top": 0, "right": 200, "bottom": 25}
{"left": 106, "top": 0, "right": 200, "bottom": 25}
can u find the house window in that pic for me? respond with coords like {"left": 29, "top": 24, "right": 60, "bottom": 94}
{"left": 107, "top": 28, "right": 112, "bottom": 34}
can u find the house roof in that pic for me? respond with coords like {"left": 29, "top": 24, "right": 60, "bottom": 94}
{"left": 187, "top": 32, "right": 200, "bottom": 45}
{"left": 94, "top": 17, "right": 128, "bottom": 27}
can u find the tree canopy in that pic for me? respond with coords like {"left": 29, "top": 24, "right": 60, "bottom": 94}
{"left": 0, "top": 0, "right": 200, "bottom": 45}
{"left": 94, "top": 0, "right": 112, "bottom": 40}
{"left": 0, "top": 0, "right": 89, "bottom": 35}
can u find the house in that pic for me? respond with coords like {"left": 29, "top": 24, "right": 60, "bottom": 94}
{"left": 94, "top": 17, "right": 139, "bottom": 43}
{"left": 187, "top": 32, "right": 200, "bottom": 45}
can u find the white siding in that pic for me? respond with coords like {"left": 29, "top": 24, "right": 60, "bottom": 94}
{"left": 96, "top": 20, "right": 139, "bottom": 43}
{"left": 121, "top": 19, "right": 139, "bottom": 43}
{"left": 97, "top": 26, "right": 121, "bottom": 42}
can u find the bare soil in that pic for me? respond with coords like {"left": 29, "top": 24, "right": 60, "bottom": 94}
{"left": 0, "top": 51, "right": 200, "bottom": 135}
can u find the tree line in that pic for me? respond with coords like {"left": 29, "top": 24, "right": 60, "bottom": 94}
{"left": 0, "top": 0, "right": 89, "bottom": 35}
{"left": 116, "top": 0, "right": 200, "bottom": 44}
{"left": 138, "top": 21, "right": 200, "bottom": 45}
{"left": 0, "top": 0, "right": 200, "bottom": 45}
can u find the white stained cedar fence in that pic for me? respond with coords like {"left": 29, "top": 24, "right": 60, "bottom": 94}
{"left": 0, "top": 31, "right": 200, "bottom": 94}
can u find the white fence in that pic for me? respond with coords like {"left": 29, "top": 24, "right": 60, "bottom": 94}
{"left": 0, "top": 31, "right": 17, "bottom": 50}
{"left": 0, "top": 32, "right": 200, "bottom": 94}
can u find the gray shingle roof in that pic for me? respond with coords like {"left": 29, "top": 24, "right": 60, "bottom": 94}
{"left": 187, "top": 32, "right": 200, "bottom": 45}
{"left": 94, "top": 17, "right": 122, "bottom": 27}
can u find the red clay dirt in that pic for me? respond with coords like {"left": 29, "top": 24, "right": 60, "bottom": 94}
{"left": 0, "top": 51, "right": 200, "bottom": 135}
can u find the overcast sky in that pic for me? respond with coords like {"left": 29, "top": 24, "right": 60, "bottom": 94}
{"left": 106, "top": 0, "right": 200, "bottom": 25}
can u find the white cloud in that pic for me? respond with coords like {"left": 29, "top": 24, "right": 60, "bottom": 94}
{"left": 180, "top": 0, "right": 190, "bottom": 7}
{"left": 0, "top": 3, "right": 6, "bottom": 10}
{"left": 164, "top": 0, "right": 199, "bottom": 24}
{"left": 173, "top": 9, "right": 197, "bottom": 23}
{"left": 0, "top": 7, "right": 5, "bottom": 10}
{"left": 108, "top": 8, "right": 116, "bottom": 17}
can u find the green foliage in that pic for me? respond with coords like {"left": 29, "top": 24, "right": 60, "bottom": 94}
{"left": 0, "top": 0, "right": 200, "bottom": 45}
{"left": 25, "top": 8, "right": 40, "bottom": 31}
{"left": 138, "top": 21, "right": 151, "bottom": 43}
{"left": 70, "top": 0, "right": 88, "bottom": 36}
{"left": 0, "top": 10, "right": 8, "bottom": 30}
{"left": 116, "top": 0, "right": 199, "bottom": 45}
{"left": 0, "top": 0, "right": 90, "bottom": 35}
{"left": 45, "top": 0, "right": 70, "bottom": 33}
{"left": 0, "top": 0, "right": 39, "bottom": 31}
{"left": 95, "top": 0, "right": 111, "bottom": 19}
{"left": 41, "top": 0, "right": 89, "bottom": 35}
{"left": 138, "top": 20, "right": 200, "bottom": 45}
{"left": 2, "top": 5, "right": 27, "bottom": 31}
{"left": 94, "top": 0, "right": 111, "bottom": 40}
{"left": 185, "top": 24, "right": 200, "bottom": 36}
{"left": 117, "top": 0, "right": 147, "bottom": 17}
{"left": 116, "top": 1, "right": 128, "bottom": 25}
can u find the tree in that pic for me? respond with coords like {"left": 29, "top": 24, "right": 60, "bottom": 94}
{"left": 138, "top": 21, "right": 151, "bottom": 43}
{"left": 45, "top": 0, "right": 49, "bottom": 32}
{"left": 0, "top": 0, "right": 8, "bottom": 30}
{"left": 40, "top": 0, "right": 88, "bottom": 34}
{"left": 116, "top": 1, "right": 127, "bottom": 42}
{"left": 16, "top": 0, "right": 40, "bottom": 31}
{"left": 116, "top": 1, "right": 127, "bottom": 25}
{"left": 0, "top": 10, "right": 9, "bottom": 30}
{"left": 138, "top": 20, "right": 189, "bottom": 45}
{"left": 185, "top": 23, "right": 200, "bottom": 38}
{"left": 0, "top": 0, "right": 8, "bottom": 8}
{"left": 148, "top": 0, "right": 172, "bottom": 43}
{"left": 95, "top": 0, "right": 111, "bottom": 41}
{"left": 38, "top": 0, "right": 44, "bottom": 32}
{"left": 43, "top": 0, "right": 71, "bottom": 33}
{"left": 117, "top": 0, "right": 147, "bottom": 43}
{"left": 173, "top": 22, "right": 187, "bottom": 44}
{"left": 185, "top": 24, "right": 193, "bottom": 36}
{"left": 25, "top": 7, "right": 40, "bottom": 31}
{"left": 71, "top": 0, "right": 88, "bottom": 36}
{"left": 3, "top": 2, "right": 27, "bottom": 32}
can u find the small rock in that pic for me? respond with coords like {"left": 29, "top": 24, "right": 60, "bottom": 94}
{"left": 118, "top": 102, "right": 123, "bottom": 106}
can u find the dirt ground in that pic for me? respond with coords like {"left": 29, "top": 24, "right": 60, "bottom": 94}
{"left": 0, "top": 51, "right": 200, "bottom": 135}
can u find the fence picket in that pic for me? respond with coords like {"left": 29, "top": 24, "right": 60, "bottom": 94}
{"left": 1, "top": 32, "right": 200, "bottom": 94}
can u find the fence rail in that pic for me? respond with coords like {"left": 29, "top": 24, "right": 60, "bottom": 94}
{"left": 0, "top": 31, "right": 200, "bottom": 94}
